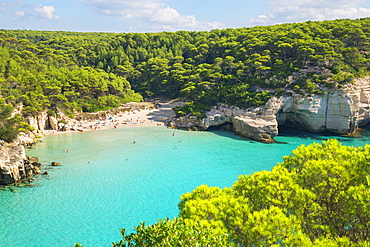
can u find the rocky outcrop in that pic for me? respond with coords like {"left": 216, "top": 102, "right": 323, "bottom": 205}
{"left": 168, "top": 77, "right": 370, "bottom": 142}
{"left": 51, "top": 162, "right": 61, "bottom": 166}
{"left": 25, "top": 109, "right": 79, "bottom": 134}
{"left": 0, "top": 137, "right": 41, "bottom": 185}
{"left": 168, "top": 103, "right": 279, "bottom": 142}
{"left": 275, "top": 78, "right": 370, "bottom": 134}
{"left": 232, "top": 116, "right": 277, "bottom": 143}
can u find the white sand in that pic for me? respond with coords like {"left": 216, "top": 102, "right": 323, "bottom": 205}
{"left": 43, "top": 101, "right": 184, "bottom": 136}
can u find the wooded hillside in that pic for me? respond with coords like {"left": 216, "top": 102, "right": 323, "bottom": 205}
{"left": 1, "top": 18, "right": 370, "bottom": 141}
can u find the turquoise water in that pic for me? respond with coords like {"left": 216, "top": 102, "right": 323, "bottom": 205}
{"left": 1, "top": 126, "right": 370, "bottom": 247}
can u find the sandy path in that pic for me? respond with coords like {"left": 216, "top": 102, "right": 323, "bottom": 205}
{"left": 44, "top": 101, "right": 184, "bottom": 135}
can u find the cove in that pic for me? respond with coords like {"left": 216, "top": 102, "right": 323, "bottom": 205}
{"left": 1, "top": 126, "right": 370, "bottom": 247}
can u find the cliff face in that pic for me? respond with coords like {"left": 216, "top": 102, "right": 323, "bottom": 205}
{"left": 0, "top": 136, "right": 40, "bottom": 185}
{"left": 0, "top": 107, "right": 77, "bottom": 185}
{"left": 168, "top": 77, "right": 370, "bottom": 142}
{"left": 25, "top": 109, "right": 78, "bottom": 134}
{"left": 168, "top": 102, "right": 279, "bottom": 143}
{"left": 276, "top": 77, "right": 370, "bottom": 134}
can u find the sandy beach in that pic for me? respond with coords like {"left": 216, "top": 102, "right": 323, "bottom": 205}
{"left": 43, "top": 101, "right": 184, "bottom": 136}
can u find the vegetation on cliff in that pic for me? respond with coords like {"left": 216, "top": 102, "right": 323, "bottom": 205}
{"left": 0, "top": 98, "right": 34, "bottom": 143}
{"left": 1, "top": 18, "right": 370, "bottom": 141}
{"left": 95, "top": 140, "right": 369, "bottom": 246}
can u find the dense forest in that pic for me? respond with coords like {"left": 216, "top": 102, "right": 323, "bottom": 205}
{"left": 1, "top": 18, "right": 370, "bottom": 141}
{"left": 71, "top": 140, "right": 369, "bottom": 246}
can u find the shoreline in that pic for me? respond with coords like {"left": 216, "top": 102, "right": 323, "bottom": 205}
{"left": 0, "top": 101, "right": 182, "bottom": 186}
{"left": 42, "top": 101, "right": 183, "bottom": 136}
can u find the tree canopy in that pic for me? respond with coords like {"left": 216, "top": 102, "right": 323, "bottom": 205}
{"left": 3, "top": 18, "right": 370, "bottom": 110}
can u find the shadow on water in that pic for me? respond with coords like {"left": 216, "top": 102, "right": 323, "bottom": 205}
{"left": 278, "top": 125, "right": 370, "bottom": 143}
{"left": 207, "top": 124, "right": 257, "bottom": 142}
{"left": 167, "top": 120, "right": 370, "bottom": 144}
{"left": 279, "top": 126, "right": 330, "bottom": 140}
{"left": 206, "top": 124, "right": 336, "bottom": 144}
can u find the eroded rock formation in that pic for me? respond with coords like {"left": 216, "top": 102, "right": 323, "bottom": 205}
{"left": 168, "top": 77, "right": 370, "bottom": 142}
{"left": 25, "top": 108, "right": 79, "bottom": 134}
{"left": 276, "top": 77, "right": 370, "bottom": 134}
{"left": 0, "top": 137, "right": 40, "bottom": 185}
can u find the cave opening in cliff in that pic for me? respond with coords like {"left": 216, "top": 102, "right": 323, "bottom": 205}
{"left": 277, "top": 124, "right": 336, "bottom": 139}
{"left": 278, "top": 124, "right": 315, "bottom": 138}
{"left": 207, "top": 122, "right": 234, "bottom": 132}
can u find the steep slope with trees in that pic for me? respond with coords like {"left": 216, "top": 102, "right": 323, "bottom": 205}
{"left": 1, "top": 18, "right": 370, "bottom": 175}
{"left": 3, "top": 18, "right": 370, "bottom": 123}
{"left": 0, "top": 32, "right": 143, "bottom": 142}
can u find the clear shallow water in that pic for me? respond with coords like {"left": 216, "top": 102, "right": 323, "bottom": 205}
{"left": 1, "top": 126, "right": 370, "bottom": 247}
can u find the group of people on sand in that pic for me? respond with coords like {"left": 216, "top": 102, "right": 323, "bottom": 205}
{"left": 43, "top": 102, "right": 181, "bottom": 136}
{"left": 73, "top": 115, "right": 161, "bottom": 132}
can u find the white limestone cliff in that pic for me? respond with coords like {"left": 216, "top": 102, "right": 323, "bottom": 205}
{"left": 169, "top": 103, "right": 279, "bottom": 142}
{"left": 0, "top": 137, "right": 40, "bottom": 185}
{"left": 168, "top": 77, "right": 370, "bottom": 142}
{"left": 275, "top": 77, "right": 370, "bottom": 134}
{"left": 25, "top": 109, "right": 78, "bottom": 134}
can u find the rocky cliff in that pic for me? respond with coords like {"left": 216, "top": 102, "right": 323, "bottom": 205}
{"left": 0, "top": 135, "right": 41, "bottom": 185}
{"left": 275, "top": 77, "right": 370, "bottom": 134}
{"left": 25, "top": 108, "right": 78, "bottom": 134}
{"left": 168, "top": 77, "right": 370, "bottom": 142}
